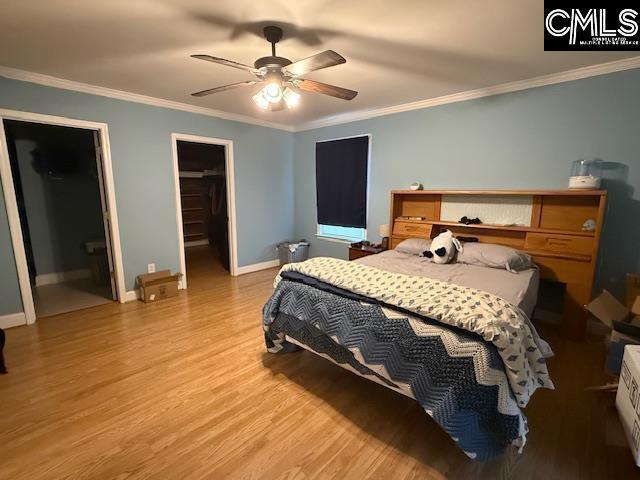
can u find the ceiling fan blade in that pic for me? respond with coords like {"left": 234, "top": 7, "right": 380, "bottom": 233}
{"left": 191, "top": 80, "right": 258, "bottom": 97}
{"left": 283, "top": 50, "right": 346, "bottom": 77}
{"left": 191, "top": 54, "right": 259, "bottom": 74}
{"left": 293, "top": 79, "right": 357, "bottom": 101}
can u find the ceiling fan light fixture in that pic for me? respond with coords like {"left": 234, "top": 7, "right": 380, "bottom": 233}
{"left": 282, "top": 88, "right": 300, "bottom": 108}
{"left": 268, "top": 99, "right": 286, "bottom": 112}
{"left": 253, "top": 84, "right": 282, "bottom": 109}
{"left": 190, "top": 25, "right": 358, "bottom": 111}
{"left": 263, "top": 82, "right": 282, "bottom": 102}
{"left": 252, "top": 91, "right": 269, "bottom": 109}
{"left": 261, "top": 71, "right": 284, "bottom": 104}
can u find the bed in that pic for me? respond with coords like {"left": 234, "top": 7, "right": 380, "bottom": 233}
{"left": 263, "top": 189, "right": 606, "bottom": 460}
{"left": 263, "top": 251, "right": 553, "bottom": 460}
{"left": 356, "top": 249, "right": 539, "bottom": 318}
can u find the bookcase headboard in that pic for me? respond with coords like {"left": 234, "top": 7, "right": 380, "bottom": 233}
{"left": 389, "top": 189, "right": 607, "bottom": 339}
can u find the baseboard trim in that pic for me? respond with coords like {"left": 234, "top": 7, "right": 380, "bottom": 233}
{"left": 122, "top": 290, "right": 140, "bottom": 303}
{"left": 236, "top": 259, "right": 280, "bottom": 276}
{"left": 0, "top": 312, "right": 27, "bottom": 329}
{"left": 35, "top": 268, "right": 92, "bottom": 287}
{"left": 123, "top": 261, "right": 274, "bottom": 300}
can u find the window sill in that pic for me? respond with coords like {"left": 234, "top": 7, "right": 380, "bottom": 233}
{"left": 314, "top": 234, "right": 356, "bottom": 244}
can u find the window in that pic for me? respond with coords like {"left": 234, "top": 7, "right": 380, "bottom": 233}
{"left": 315, "top": 135, "right": 370, "bottom": 242}
{"left": 317, "top": 224, "right": 366, "bottom": 242}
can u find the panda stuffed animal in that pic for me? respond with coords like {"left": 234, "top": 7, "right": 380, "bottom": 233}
{"left": 422, "top": 229, "right": 462, "bottom": 264}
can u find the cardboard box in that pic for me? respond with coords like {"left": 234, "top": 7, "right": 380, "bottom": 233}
{"left": 616, "top": 345, "right": 640, "bottom": 466}
{"left": 587, "top": 290, "right": 640, "bottom": 376}
{"left": 628, "top": 274, "right": 640, "bottom": 309}
{"left": 137, "top": 270, "right": 181, "bottom": 303}
{"left": 586, "top": 290, "right": 631, "bottom": 328}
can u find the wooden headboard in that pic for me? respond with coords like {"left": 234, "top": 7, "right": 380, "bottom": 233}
{"left": 389, "top": 189, "right": 607, "bottom": 339}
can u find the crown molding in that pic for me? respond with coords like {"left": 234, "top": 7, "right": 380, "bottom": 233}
{"left": 0, "top": 66, "right": 295, "bottom": 132}
{"left": 2, "top": 56, "right": 639, "bottom": 134}
{"left": 295, "top": 56, "right": 640, "bottom": 132}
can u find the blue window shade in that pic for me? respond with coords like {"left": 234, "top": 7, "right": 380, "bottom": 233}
{"left": 316, "top": 136, "right": 369, "bottom": 229}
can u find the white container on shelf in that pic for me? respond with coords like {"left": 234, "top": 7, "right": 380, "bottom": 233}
{"left": 569, "top": 159, "right": 602, "bottom": 189}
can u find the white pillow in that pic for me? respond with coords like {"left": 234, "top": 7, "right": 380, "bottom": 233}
{"left": 395, "top": 238, "right": 432, "bottom": 256}
{"left": 457, "top": 242, "right": 535, "bottom": 273}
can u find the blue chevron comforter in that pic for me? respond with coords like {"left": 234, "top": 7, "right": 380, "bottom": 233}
{"left": 263, "top": 260, "right": 554, "bottom": 460}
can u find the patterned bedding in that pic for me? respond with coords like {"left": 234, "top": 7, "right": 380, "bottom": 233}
{"left": 262, "top": 257, "right": 554, "bottom": 460}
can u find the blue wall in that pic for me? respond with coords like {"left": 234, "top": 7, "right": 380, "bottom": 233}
{"left": 0, "top": 76, "right": 294, "bottom": 315}
{"left": 293, "top": 69, "right": 640, "bottom": 297}
{"left": 2, "top": 68, "right": 639, "bottom": 317}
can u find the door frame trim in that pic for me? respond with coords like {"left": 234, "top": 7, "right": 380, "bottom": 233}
{"left": 0, "top": 109, "right": 126, "bottom": 324}
{"left": 170, "top": 133, "right": 238, "bottom": 287}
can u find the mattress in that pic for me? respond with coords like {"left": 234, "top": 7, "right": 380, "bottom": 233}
{"left": 355, "top": 249, "right": 539, "bottom": 317}
{"left": 264, "top": 257, "right": 554, "bottom": 459}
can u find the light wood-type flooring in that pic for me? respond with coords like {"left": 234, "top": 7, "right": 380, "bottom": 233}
{"left": 1, "top": 248, "right": 638, "bottom": 479}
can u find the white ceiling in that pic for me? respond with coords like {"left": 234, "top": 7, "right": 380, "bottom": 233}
{"left": 0, "top": 0, "right": 637, "bottom": 128}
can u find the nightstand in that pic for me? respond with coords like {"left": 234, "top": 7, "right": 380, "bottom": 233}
{"left": 348, "top": 245, "right": 385, "bottom": 261}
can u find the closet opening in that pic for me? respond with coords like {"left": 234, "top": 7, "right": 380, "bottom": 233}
{"left": 174, "top": 137, "right": 232, "bottom": 284}
{"left": 2, "top": 119, "right": 117, "bottom": 319}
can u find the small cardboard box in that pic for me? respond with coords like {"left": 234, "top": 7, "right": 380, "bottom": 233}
{"left": 616, "top": 345, "right": 640, "bottom": 466}
{"left": 137, "top": 270, "right": 181, "bottom": 303}
{"left": 586, "top": 290, "right": 631, "bottom": 329}
{"left": 586, "top": 290, "right": 640, "bottom": 376}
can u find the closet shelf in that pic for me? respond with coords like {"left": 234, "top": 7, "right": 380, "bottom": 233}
{"left": 180, "top": 193, "right": 201, "bottom": 198}
{"left": 179, "top": 170, "right": 224, "bottom": 178}
{"left": 183, "top": 220, "right": 204, "bottom": 225}
{"left": 182, "top": 207, "right": 204, "bottom": 212}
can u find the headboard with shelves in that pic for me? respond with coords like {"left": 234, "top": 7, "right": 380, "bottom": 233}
{"left": 389, "top": 189, "right": 607, "bottom": 339}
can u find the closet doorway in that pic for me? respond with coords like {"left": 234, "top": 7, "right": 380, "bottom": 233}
{"left": 0, "top": 110, "right": 125, "bottom": 326}
{"left": 171, "top": 134, "right": 238, "bottom": 287}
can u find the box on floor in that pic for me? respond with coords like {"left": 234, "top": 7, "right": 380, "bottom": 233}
{"left": 137, "top": 270, "right": 181, "bottom": 303}
{"left": 585, "top": 276, "right": 640, "bottom": 377}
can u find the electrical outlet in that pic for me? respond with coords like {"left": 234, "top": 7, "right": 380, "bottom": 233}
{"left": 147, "top": 263, "right": 156, "bottom": 273}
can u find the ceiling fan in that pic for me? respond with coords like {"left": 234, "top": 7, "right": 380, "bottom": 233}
{"left": 190, "top": 25, "right": 357, "bottom": 111}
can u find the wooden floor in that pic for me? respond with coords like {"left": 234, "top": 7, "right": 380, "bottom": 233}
{"left": 1, "top": 249, "right": 638, "bottom": 479}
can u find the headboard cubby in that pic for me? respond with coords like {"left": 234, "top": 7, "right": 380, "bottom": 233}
{"left": 389, "top": 189, "right": 607, "bottom": 340}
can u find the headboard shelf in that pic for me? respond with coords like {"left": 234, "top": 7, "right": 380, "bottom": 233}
{"left": 389, "top": 189, "right": 607, "bottom": 340}
{"left": 393, "top": 219, "right": 597, "bottom": 237}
